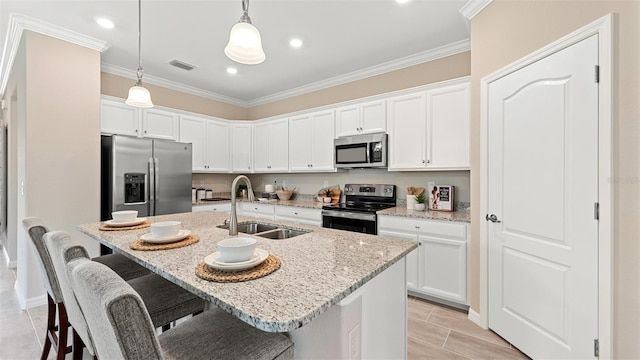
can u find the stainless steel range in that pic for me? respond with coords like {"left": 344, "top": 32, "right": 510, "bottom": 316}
{"left": 321, "top": 184, "right": 396, "bottom": 235}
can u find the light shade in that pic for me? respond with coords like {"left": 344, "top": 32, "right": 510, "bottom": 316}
{"left": 125, "top": 85, "right": 154, "bottom": 108}
{"left": 224, "top": 22, "right": 265, "bottom": 65}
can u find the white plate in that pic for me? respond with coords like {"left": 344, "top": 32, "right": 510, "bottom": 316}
{"left": 140, "top": 230, "right": 191, "bottom": 244}
{"left": 104, "top": 218, "right": 147, "bottom": 227}
{"left": 204, "top": 248, "right": 269, "bottom": 271}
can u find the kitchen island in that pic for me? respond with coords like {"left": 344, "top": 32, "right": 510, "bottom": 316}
{"left": 78, "top": 211, "right": 416, "bottom": 359}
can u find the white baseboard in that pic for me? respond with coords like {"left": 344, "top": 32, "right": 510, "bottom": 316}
{"left": 467, "top": 308, "right": 487, "bottom": 329}
{"left": 14, "top": 281, "right": 47, "bottom": 310}
{"left": 2, "top": 245, "right": 16, "bottom": 268}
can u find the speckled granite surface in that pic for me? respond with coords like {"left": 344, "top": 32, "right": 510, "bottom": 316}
{"left": 78, "top": 211, "right": 416, "bottom": 333}
{"left": 377, "top": 207, "right": 471, "bottom": 223}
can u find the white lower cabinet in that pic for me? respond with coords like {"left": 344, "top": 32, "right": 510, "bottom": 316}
{"left": 378, "top": 215, "right": 468, "bottom": 305}
{"left": 239, "top": 202, "right": 275, "bottom": 220}
{"left": 192, "top": 203, "right": 231, "bottom": 213}
{"left": 274, "top": 206, "right": 322, "bottom": 226}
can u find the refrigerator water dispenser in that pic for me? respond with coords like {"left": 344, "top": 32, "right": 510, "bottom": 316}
{"left": 124, "top": 173, "right": 145, "bottom": 204}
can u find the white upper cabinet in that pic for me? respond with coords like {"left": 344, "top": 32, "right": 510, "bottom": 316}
{"left": 289, "top": 110, "right": 336, "bottom": 172}
{"left": 387, "top": 79, "right": 470, "bottom": 171}
{"left": 253, "top": 118, "right": 289, "bottom": 172}
{"left": 101, "top": 99, "right": 178, "bottom": 140}
{"left": 101, "top": 99, "right": 140, "bottom": 137}
{"left": 335, "top": 99, "right": 386, "bottom": 137}
{"left": 179, "top": 115, "right": 229, "bottom": 172}
{"left": 387, "top": 92, "right": 427, "bottom": 170}
{"left": 425, "top": 82, "right": 470, "bottom": 169}
{"left": 141, "top": 108, "right": 179, "bottom": 140}
{"left": 230, "top": 122, "right": 253, "bottom": 173}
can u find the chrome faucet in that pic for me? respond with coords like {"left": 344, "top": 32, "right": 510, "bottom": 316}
{"left": 229, "top": 175, "right": 254, "bottom": 236}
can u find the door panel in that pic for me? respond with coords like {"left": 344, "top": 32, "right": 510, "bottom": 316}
{"left": 153, "top": 140, "right": 192, "bottom": 216}
{"left": 112, "top": 136, "right": 152, "bottom": 216}
{"left": 487, "top": 35, "right": 598, "bottom": 358}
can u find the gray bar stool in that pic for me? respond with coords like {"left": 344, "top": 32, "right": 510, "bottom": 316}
{"left": 43, "top": 230, "right": 206, "bottom": 359}
{"left": 23, "top": 217, "right": 151, "bottom": 360}
{"left": 67, "top": 256, "right": 294, "bottom": 360}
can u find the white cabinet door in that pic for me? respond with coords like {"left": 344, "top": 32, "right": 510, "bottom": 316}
{"left": 274, "top": 206, "right": 322, "bottom": 226}
{"left": 193, "top": 203, "right": 231, "bottom": 213}
{"left": 309, "top": 110, "right": 335, "bottom": 171}
{"left": 387, "top": 92, "right": 427, "bottom": 170}
{"left": 101, "top": 99, "right": 140, "bottom": 136}
{"left": 426, "top": 82, "right": 470, "bottom": 169}
{"left": 142, "top": 108, "right": 179, "bottom": 140}
{"left": 378, "top": 229, "right": 419, "bottom": 291}
{"left": 253, "top": 118, "right": 289, "bottom": 172}
{"left": 269, "top": 118, "right": 289, "bottom": 172}
{"left": 179, "top": 115, "right": 207, "bottom": 171}
{"left": 360, "top": 100, "right": 386, "bottom": 134}
{"left": 240, "top": 202, "right": 274, "bottom": 219}
{"left": 253, "top": 122, "right": 271, "bottom": 172}
{"left": 206, "top": 120, "right": 230, "bottom": 172}
{"left": 418, "top": 236, "right": 466, "bottom": 303}
{"left": 231, "top": 123, "right": 253, "bottom": 172}
{"left": 335, "top": 105, "right": 360, "bottom": 137}
{"left": 289, "top": 115, "right": 314, "bottom": 171}
{"left": 335, "top": 100, "right": 386, "bottom": 137}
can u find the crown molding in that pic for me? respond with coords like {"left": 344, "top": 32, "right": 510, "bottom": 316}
{"left": 0, "top": 13, "right": 111, "bottom": 98}
{"left": 459, "top": 0, "right": 493, "bottom": 20}
{"left": 247, "top": 39, "right": 471, "bottom": 107}
{"left": 101, "top": 64, "right": 249, "bottom": 108}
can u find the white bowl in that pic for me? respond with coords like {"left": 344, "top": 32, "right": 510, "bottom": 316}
{"left": 150, "top": 221, "right": 181, "bottom": 238}
{"left": 112, "top": 210, "right": 138, "bottom": 223}
{"left": 217, "top": 237, "right": 257, "bottom": 263}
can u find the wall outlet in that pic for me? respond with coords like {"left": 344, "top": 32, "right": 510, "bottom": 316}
{"left": 348, "top": 324, "right": 361, "bottom": 360}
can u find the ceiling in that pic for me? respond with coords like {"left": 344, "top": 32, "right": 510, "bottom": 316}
{"left": 0, "top": 0, "right": 471, "bottom": 107}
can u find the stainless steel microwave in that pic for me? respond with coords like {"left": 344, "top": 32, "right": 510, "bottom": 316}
{"left": 334, "top": 132, "right": 388, "bottom": 169}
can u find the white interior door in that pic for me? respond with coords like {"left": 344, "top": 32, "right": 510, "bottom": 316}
{"left": 487, "top": 35, "right": 599, "bottom": 359}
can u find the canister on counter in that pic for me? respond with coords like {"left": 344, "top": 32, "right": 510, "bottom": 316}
{"left": 205, "top": 189, "right": 213, "bottom": 199}
{"left": 192, "top": 187, "right": 197, "bottom": 203}
{"left": 196, "top": 187, "right": 206, "bottom": 202}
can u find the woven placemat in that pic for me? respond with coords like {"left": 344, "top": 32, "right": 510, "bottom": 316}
{"left": 195, "top": 254, "right": 281, "bottom": 283}
{"left": 130, "top": 234, "right": 200, "bottom": 251}
{"left": 99, "top": 221, "right": 151, "bottom": 231}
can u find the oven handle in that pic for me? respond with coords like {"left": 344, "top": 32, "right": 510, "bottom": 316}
{"left": 322, "top": 210, "right": 377, "bottom": 222}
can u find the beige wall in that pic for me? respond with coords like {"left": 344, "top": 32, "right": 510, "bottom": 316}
{"left": 24, "top": 31, "right": 103, "bottom": 250}
{"left": 248, "top": 52, "right": 470, "bottom": 119}
{"left": 101, "top": 72, "right": 249, "bottom": 120}
{"left": 470, "top": 1, "right": 639, "bottom": 358}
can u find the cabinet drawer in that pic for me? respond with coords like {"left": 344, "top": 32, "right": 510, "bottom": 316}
{"left": 241, "top": 202, "right": 275, "bottom": 215}
{"left": 378, "top": 215, "right": 467, "bottom": 240}
{"left": 275, "top": 206, "right": 322, "bottom": 221}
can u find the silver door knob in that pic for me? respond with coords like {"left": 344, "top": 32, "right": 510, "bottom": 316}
{"left": 486, "top": 214, "right": 501, "bottom": 223}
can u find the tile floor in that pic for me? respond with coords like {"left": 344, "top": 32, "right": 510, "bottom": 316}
{"left": 1, "top": 249, "right": 528, "bottom": 360}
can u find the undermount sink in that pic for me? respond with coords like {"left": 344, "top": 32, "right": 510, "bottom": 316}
{"left": 217, "top": 221, "right": 311, "bottom": 239}
{"left": 217, "top": 221, "right": 278, "bottom": 234}
{"left": 255, "top": 228, "right": 310, "bottom": 239}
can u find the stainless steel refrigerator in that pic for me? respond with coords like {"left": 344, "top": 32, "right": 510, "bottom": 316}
{"left": 101, "top": 135, "right": 192, "bottom": 221}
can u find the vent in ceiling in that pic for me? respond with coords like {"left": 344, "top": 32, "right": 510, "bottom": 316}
{"left": 169, "top": 59, "right": 198, "bottom": 71}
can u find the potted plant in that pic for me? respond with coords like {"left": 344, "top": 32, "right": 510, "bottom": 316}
{"left": 414, "top": 192, "right": 426, "bottom": 211}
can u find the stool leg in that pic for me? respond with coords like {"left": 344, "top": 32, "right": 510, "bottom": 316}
{"left": 72, "top": 329, "right": 84, "bottom": 360}
{"left": 56, "top": 303, "right": 70, "bottom": 360}
{"left": 40, "top": 294, "right": 55, "bottom": 360}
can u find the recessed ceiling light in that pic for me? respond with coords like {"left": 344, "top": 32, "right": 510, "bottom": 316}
{"left": 96, "top": 17, "right": 115, "bottom": 29}
{"left": 226, "top": 67, "right": 238, "bottom": 75}
{"left": 289, "top": 38, "right": 303, "bottom": 48}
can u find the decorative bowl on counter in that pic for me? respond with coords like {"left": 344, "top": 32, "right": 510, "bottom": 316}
{"left": 218, "top": 237, "right": 257, "bottom": 263}
{"left": 111, "top": 210, "right": 138, "bottom": 222}
{"left": 276, "top": 190, "right": 294, "bottom": 201}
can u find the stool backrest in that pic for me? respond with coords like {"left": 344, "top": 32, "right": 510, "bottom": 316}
{"left": 22, "top": 217, "right": 61, "bottom": 303}
{"left": 44, "top": 231, "right": 96, "bottom": 355}
{"left": 67, "top": 257, "right": 163, "bottom": 360}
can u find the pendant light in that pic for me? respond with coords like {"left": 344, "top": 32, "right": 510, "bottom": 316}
{"left": 126, "top": 0, "right": 153, "bottom": 108}
{"left": 224, "top": 0, "right": 266, "bottom": 65}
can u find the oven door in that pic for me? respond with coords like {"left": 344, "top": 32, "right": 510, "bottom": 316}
{"left": 322, "top": 210, "right": 377, "bottom": 235}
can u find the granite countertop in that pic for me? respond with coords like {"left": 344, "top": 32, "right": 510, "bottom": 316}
{"left": 78, "top": 211, "right": 416, "bottom": 333}
{"left": 193, "top": 198, "right": 327, "bottom": 210}
{"left": 377, "top": 207, "right": 471, "bottom": 223}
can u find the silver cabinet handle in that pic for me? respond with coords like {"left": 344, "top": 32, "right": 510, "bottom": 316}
{"left": 486, "top": 214, "right": 501, "bottom": 223}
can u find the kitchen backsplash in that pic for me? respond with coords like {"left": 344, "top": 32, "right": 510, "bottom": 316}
{"left": 192, "top": 169, "right": 470, "bottom": 207}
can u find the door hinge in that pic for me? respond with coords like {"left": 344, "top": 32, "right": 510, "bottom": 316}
{"left": 595, "top": 65, "right": 600, "bottom": 83}
{"left": 594, "top": 202, "right": 600, "bottom": 220}
{"left": 594, "top": 339, "right": 599, "bottom": 357}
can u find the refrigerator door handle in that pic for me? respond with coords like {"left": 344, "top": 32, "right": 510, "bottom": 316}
{"left": 154, "top": 157, "right": 160, "bottom": 206}
{"left": 148, "top": 157, "right": 155, "bottom": 216}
